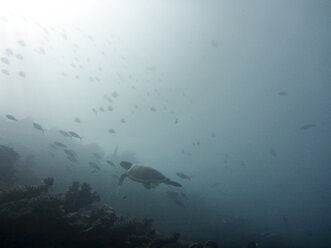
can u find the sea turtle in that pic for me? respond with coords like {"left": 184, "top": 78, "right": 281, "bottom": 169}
{"left": 118, "top": 161, "right": 182, "bottom": 189}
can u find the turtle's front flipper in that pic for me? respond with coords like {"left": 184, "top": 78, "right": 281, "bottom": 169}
{"left": 117, "top": 173, "right": 127, "bottom": 193}
{"left": 164, "top": 179, "right": 182, "bottom": 187}
{"left": 118, "top": 173, "right": 127, "bottom": 186}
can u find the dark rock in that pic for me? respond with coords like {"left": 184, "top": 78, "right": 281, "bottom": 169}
{"left": 190, "top": 243, "right": 203, "bottom": 248}
{"left": 204, "top": 240, "right": 218, "bottom": 248}
{"left": 0, "top": 145, "right": 19, "bottom": 185}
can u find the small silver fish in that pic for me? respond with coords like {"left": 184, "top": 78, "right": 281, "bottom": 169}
{"left": 89, "top": 162, "right": 100, "bottom": 170}
{"left": 68, "top": 131, "right": 82, "bottom": 140}
{"left": 300, "top": 124, "right": 315, "bottom": 130}
{"left": 108, "top": 128, "right": 115, "bottom": 134}
{"left": 54, "top": 142, "right": 67, "bottom": 147}
{"left": 33, "top": 122, "right": 45, "bottom": 133}
{"left": 106, "top": 160, "right": 116, "bottom": 167}
{"left": 5, "top": 114, "right": 18, "bottom": 121}
{"left": 59, "top": 130, "right": 70, "bottom": 137}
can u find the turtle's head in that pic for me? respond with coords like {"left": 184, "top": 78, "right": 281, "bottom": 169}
{"left": 120, "top": 161, "right": 132, "bottom": 170}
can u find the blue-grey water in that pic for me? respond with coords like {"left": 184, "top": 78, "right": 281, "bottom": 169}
{"left": 0, "top": 1, "right": 330, "bottom": 247}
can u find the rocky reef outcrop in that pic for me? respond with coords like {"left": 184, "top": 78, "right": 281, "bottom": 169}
{"left": 0, "top": 178, "right": 217, "bottom": 248}
{"left": 0, "top": 145, "right": 19, "bottom": 185}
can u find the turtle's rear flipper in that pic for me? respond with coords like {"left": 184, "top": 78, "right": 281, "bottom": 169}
{"left": 143, "top": 183, "right": 159, "bottom": 189}
{"left": 165, "top": 179, "right": 182, "bottom": 187}
{"left": 143, "top": 183, "right": 152, "bottom": 189}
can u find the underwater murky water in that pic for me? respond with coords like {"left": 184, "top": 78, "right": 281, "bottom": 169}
{"left": 0, "top": 1, "right": 330, "bottom": 247}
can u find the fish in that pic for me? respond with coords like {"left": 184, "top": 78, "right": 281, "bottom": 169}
{"left": 74, "top": 118, "right": 81, "bottom": 123}
{"left": 176, "top": 172, "right": 191, "bottom": 181}
{"left": 93, "top": 153, "right": 102, "bottom": 159}
{"left": 89, "top": 162, "right": 100, "bottom": 171}
{"left": 104, "top": 96, "right": 112, "bottom": 103}
{"left": 5, "top": 48, "right": 13, "bottom": 56}
{"left": 166, "top": 191, "right": 185, "bottom": 208}
{"left": 112, "top": 146, "right": 119, "bottom": 157}
{"left": 18, "top": 71, "right": 26, "bottom": 78}
{"left": 49, "top": 143, "right": 57, "bottom": 150}
{"left": 122, "top": 195, "right": 127, "bottom": 200}
{"left": 107, "top": 106, "right": 113, "bottom": 111}
{"left": 68, "top": 131, "right": 82, "bottom": 140}
{"left": 121, "top": 118, "right": 126, "bottom": 123}
{"left": 300, "top": 124, "right": 315, "bottom": 130}
{"left": 108, "top": 128, "right": 115, "bottom": 134}
{"left": 64, "top": 149, "right": 76, "bottom": 158}
{"left": 150, "top": 106, "right": 157, "bottom": 112}
{"left": 112, "top": 91, "right": 118, "bottom": 98}
{"left": 146, "top": 66, "right": 156, "bottom": 71}
{"left": 278, "top": 91, "right": 288, "bottom": 96}
{"left": 92, "top": 108, "right": 98, "bottom": 115}
{"left": 211, "top": 132, "right": 217, "bottom": 138}
{"left": 15, "top": 54, "right": 23, "bottom": 60}
{"left": 1, "top": 69, "right": 9, "bottom": 75}
{"left": 35, "top": 47, "right": 46, "bottom": 54}
{"left": 260, "top": 231, "right": 273, "bottom": 237}
{"left": 222, "top": 218, "right": 229, "bottom": 224}
{"left": 66, "top": 155, "right": 78, "bottom": 163}
{"left": 211, "top": 40, "right": 218, "bottom": 48}
{"left": 5, "top": 114, "right": 18, "bottom": 121}
{"left": 282, "top": 215, "right": 289, "bottom": 225}
{"left": 180, "top": 192, "right": 187, "bottom": 199}
{"left": 1, "top": 16, "right": 8, "bottom": 23}
{"left": 54, "top": 142, "right": 67, "bottom": 147}
{"left": 33, "top": 122, "right": 45, "bottom": 133}
{"left": 106, "top": 160, "right": 116, "bottom": 167}
{"left": 17, "top": 39, "right": 26, "bottom": 47}
{"left": 269, "top": 148, "right": 277, "bottom": 157}
{"left": 59, "top": 130, "right": 70, "bottom": 137}
{"left": 99, "top": 107, "right": 104, "bottom": 112}
{"left": 1, "top": 57, "right": 10, "bottom": 65}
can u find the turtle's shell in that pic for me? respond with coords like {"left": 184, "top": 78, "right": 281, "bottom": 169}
{"left": 127, "top": 165, "right": 167, "bottom": 183}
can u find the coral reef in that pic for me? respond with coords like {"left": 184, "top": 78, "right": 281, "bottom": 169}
{"left": 63, "top": 181, "right": 100, "bottom": 212}
{"left": 0, "top": 177, "right": 54, "bottom": 204}
{"left": 0, "top": 179, "right": 218, "bottom": 248}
